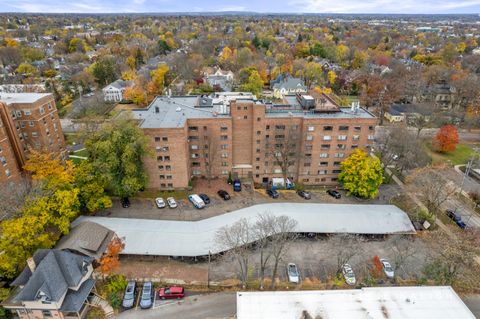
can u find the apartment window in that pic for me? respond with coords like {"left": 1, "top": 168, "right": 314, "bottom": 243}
{"left": 332, "top": 169, "right": 342, "bottom": 174}
{"left": 0, "top": 157, "right": 6, "bottom": 166}
{"left": 221, "top": 162, "right": 228, "bottom": 167}
{"left": 337, "top": 135, "right": 347, "bottom": 141}
{"left": 191, "top": 145, "right": 199, "bottom": 150}
{"left": 274, "top": 168, "right": 282, "bottom": 174}
{"left": 164, "top": 156, "right": 170, "bottom": 161}
{"left": 275, "top": 134, "right": 285, "bottom": 139}
{"left": 221, "top": 126, "right": 228, "bottom": 131}
{"left": 188, "top": 126, "right": 198, "bottom": 131}
{"left": 221, "top": 144, "right": 228, "bottom": 149}
{"left": 158, "top": 165, "right": 164, "bottom": 170}
{"left": 191, "top": 153, "right": 199, "bottom": 159}
{"left": 192, "top": 162, "right": 201, "bottom": 167}
{"left": 41, "top": 310, "right": 52, "bottom": 317}
{"left": 43, "top": 118, "right": 47, "bottom": 125}
{"left": 369, "top": 126, "right": 374, "bottom": 131}
{"left": 0, "top": 146, "right": 2, "bottom": 153}
{"left": 29, "top": 121, "right": 34, "bottom": 127}
{"left": 303, "top": 178, "right": 310, "bottom": 182}
{"left": 155, "top": 137, "right": 161, "bottom": 142}
{"left": 334, "top": 153, "right": 345, "bottom": 158}
{"left": 353, "top": 135, "right": 360, "bottom": 141}
{"left": 351, "top": 144, "right": 358, "bottom": 149}
{"left": 53, "top": 123, "right": 58, "bottom": 131}
{"left": 307, "top": 126, "right": 315, "bottom": 131}
{"left": 323, "top": 135, "right": 332, "bottom": 141}
{"left": 318, "top": 170, "right": 327, "bottom": 175}
{"left": 319, "top": 162, "right": 328, "bottom": 167}
{"left": 32, "top": 132, "right": 38, "bottom": 137}
{"left": 323, "top": 125, "right": 333, "bottom": 131}
{"left": 256, "top": 149, "right": 261, "bottom": 153}
{"left": 306, "top": 135, "right": 313, "bottom": 141}
{"left": 203, "top": 126, "right": 207, "bottom": 130}
{"left": 48, "top": 102, "right": 53, "bottom": 110}
{"left": 334, "top": 161, "right": 341, "bottom": 166}
{"left": 24, "top": 110, "right": 31, "bottom": 116}
{"left": 256, "top": 174, "right": 260, "bottom": 178}
{"left": 265, "top": 134, "right": 270, "bottom": 139}
{"left": 354, "top": 126, "right": 361, "bottom": 132}
{"left": 21, "top": 122, "right": 26, "bottom": 128}
{"left": 159, "top": 175, "right": 165, "bottom": 179}
{"left": 319, "top": 153, "right": 329, "bottom": 158}
{"left": 166, "top": 175, "right": 172, "bottom": 180}
{"left": 189, "top": 136, "right": 199, "bottom": 141}
{"left": 16, "top": 110, "right": 22, "bottom": 118}
{"left": 156, "top": 146, "right": 162, "bottom": 152}
{"left": 237, "top": 106, "right": 241, "bottom": 110}
{"left": 192, "top": 170, "right": 201, "bottom": 175}
{"left": 256, "top": 131, "right": 261, "bottom": 135}
{"left": 266, "top": 125, "right": 270, "bottom": 130}
{"left": 5, "top": 169, "right": 11, "bottom": 177}
{"left": 167, "top": 183, "right": 173, "bottom": 188}
{"left": 339, "top": 126, "right": 349, "bottom": 131}
{"left": 222, "top": 170, "right": 229, "bottom": 175}
{"left": 337, "top": 144, "right": 346, "bottom": 150}
{"left": 220, "top": 135, "right": 228, "bottom": 140}
{"left": 275, "top": 125, "right": 285, "bottom": 130}
{"left": 50, "top": 113, "right": 54, "bottom": 119}
{"left": 304, "top": 163, "right": 311, "bottom": 167}
{"left": 305, "top": 153, "right": 312, "bottom": 158}
{"left": 368, "top": 135, "right": 375, "bottom": 140}
{"left": 162, "top": 137, "right": 168, "bottom": 141}
{"left": 161, "top": 183, "right": 166, "bottom": 188}
{"left": 265, "top": 161, "right": 269, "bottom": 166}
{"left": 39, "top": 107, "right": 45, "bottom": 114}
{"left": 331, "top": 178, "right": 338, "bottom": 182}
{"left": 256, "top": 157, "right": 260, "bottom": 161}
{"left": 256, "top": 140, "right": 260, "bottom": 144}
{"left": 321, "top": 144, "right": 330, "bottom": 150}
{"left": 166, "top": 165, "right": 171, "bottom": 171}
{"left": 221, "top": 153, "right": 228, "bottom": 158}
{"left": 244, "top": 106, "right": 248, "bottom": 110}
{"left": 256, "top": 166, "right": 260, "bottom": 170}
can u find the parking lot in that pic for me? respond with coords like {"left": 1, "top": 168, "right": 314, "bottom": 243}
{"left": 97, "top": 182, "right": 403, "bottom": 221}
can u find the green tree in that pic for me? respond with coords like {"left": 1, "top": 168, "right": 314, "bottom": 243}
{"left": 240, "top": 69, "right": 263, "bottom": 96}
{"left": 74, "top": 161, "right": 112, "bottom": 213}
{"left": 338, "top": 149, "right": 383, "bottom": 199}
{"left": 15, "top": 62, "right": 38, "bottom": 77}
{"left": 85, "top": 114, "right": 150, "bottom": 197}
{"left": 91, "top": 57, "right": 117, "bottom": 86}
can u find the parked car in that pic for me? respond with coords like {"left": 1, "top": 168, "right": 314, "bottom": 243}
{"left": 380, "top": 259, "right": 394, "bottom": 279}
{"left": 233, "top": 179, "right": 241, "bottom": 192}
{"left": 217, "top": 190, "right": 231, "bottom": 200}
{"left": 188, "top": 194, "right": 205, "bottom": 209}
{"left": 266, "top": 189, "right": 279, "bottom": 198}
{"left": 297, "top": 190, "right": 311, "bottom": 199}
{"left": 446, "top": 209, "right": 467, "bottom": 229}
{"left": 199, "top": 194, "right": 211, "bottom": 204}
{"left": 122, "top": 281, "right": 136, "bottom": 309}
{"left": 139, "top": 282, "right": 153, "bottom": 309}
{"left": 158, "top": 286, "right": 185, "bottom": 299}
{"left": 327, "top": 189, "right": 341, "bottom": 199}
{"left": 167, "top": 197, "right": 177, "bottom": 208}
{"left": 155, "top": 197, "right": 166, "bottom": 208}
{"left": 342, "top": 264, "right": 356, "bottom": 285}
{"left": 287, "top": 263, "right": 300, "bottom": 283}
{"left": 121, "top": 197, "right": 130, "bottom": 208}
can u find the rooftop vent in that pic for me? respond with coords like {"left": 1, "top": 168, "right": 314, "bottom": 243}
{"left": 176, "top": 107, "right": 182, "bottom": 112}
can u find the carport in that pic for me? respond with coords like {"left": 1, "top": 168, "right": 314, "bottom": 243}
{"left": 74, "top": 203, "right": 415, "bottom": 257}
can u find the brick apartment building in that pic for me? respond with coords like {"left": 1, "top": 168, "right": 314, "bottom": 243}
{"left": 132, "top": 92, "right": 377, "bottom": 190}
{"left": 0, "top": 93, "right": 65, "bottom": 184}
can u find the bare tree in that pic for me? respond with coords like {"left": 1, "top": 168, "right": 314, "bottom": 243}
{"left": 407, "top": 167, "right": 457, "bottom": 215}
{"left": 386, "top": 235, "right": 416, "bottom": 278}
{"left": 215, "top": 218, "right": 253, "bottom": 288}
{"left": 265, "top": 124, "right": 302, "bottom": 183}
{"left": 0, "top": 177, "right": 47, "bottom": 220}
{"left": 329, "top": 234, "right": 364, "bottom": 274}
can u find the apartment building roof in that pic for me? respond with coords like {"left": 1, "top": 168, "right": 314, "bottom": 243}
{"left": 0, "top": 93, "right": 52, "bottom": 105}
{"left": 265, "top": 106, "right": 375, "bottom": 119}
{"left": 75, "top": 203, "right": 415, "bottom": 257}
{"left": 236, "top": 286, "right": 475, "bottom": 319}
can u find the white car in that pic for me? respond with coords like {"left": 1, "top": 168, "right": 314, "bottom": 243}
{"left": 167, "top": 197, "right": 177, "bottom": 208}
{"left": 342, "top": 264, "right": 356, "bottom": 286}
{"left": 155, "top": 197, "right": 166, "bottom": 208}
{"left": 287, "top": 263, "right": 300, "bottom": 283}
{"left": 380, "top": 258, "right": 394, "bottom": 279}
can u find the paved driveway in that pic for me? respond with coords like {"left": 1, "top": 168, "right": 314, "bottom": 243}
{"left": 117, "top": 292, "right": 236, "bottom": 319}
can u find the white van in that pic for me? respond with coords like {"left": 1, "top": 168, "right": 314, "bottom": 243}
{"left": 188, "top": 194, "right": 205, "bottom": 209}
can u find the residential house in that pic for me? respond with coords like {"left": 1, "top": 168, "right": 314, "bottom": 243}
{"left": 102, "top": 79, "right": 134, "bottom": 103}
{"left": 271, "top": 76, "right": 307, "bottom": 98}
{"left": 204, "top": 67, "right": 234, "bottom": 92}
{"left": 2, "top": 250, "right": 96, "bottom": 319}
{"left": 421, "top": 82, "right": 455, "bottom": 109}
{"left": 385, "top": 103, "right": 433, "bottom": 123}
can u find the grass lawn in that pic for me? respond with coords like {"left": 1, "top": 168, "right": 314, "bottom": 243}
{"left": 73, "top": 148, "right": 88, "bottom": 157}
{"left": 425, "top": 142, "right": 478, "bottom": 165}
{"left": 70, "top": 157, "right": 85, "bottom": 165}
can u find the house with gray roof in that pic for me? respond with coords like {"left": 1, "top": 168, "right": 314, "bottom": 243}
{"left": 2, "top": 249, "right": 97, "bottom": 319}
{"left": 102, "top": 79, "right": 134, "bottom": 103}
{"left": 271, "top": 76, "right": 307, "bottom": 98}
{"left": 56, "top": 221, "right": 115, "bottom": 261}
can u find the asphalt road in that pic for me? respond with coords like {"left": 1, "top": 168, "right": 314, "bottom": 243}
{"left": 116, "top": 292, "right": 236, "bottom": 319}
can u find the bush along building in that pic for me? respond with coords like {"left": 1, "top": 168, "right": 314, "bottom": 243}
{"left": 132, "top": 91, "right": 377, "bottom": 190}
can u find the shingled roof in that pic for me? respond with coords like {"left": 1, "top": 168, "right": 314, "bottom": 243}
{"left": 56, "top": 221, "right": 115, "bottom": 260}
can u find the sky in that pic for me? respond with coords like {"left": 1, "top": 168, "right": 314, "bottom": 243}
{"left": 1, "top": 0, "right": 480, "bottom": 14}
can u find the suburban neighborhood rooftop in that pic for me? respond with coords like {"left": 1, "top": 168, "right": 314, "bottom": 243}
{"left": 0, "top": 93, "right": 52, "bottom": 105}
{"left": 75, "top": 203, "right": 415, "bottom": 257}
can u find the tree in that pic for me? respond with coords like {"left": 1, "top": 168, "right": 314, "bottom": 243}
{"left": 339, "top": 149, "right": 383, "bottom": 199}
{"left": 84, "top": 114, "right": 150, "bottom": 197}
{"left": 124, "top": 85, "right": 147, "bottom": 106}
{"left": 265, "top": 124, "right": 302, "bottom": 183}
{"left": 327, "top": 70, "right": 336, "bottom": 86}
{"left": 147, "top": 63, "right": 169, "bottom": 95}
{"left": 386, "top": 235, "right": 416, "bottom": 278}
{"left": 215, "top": 218, "right": 253, "bottom": 288}
{"left": 15, "top": 62, "right": 38, "bottom": 77}
{"left": 434, "top": 125, "right": 459, "bottom": 153}
{"left": 91, "top": 56, "right": 118, "bottom": 86}
{"left": 74, "top": 161, "right": 112, "bottom": 213}
{"left": 240, "top": 69, "right": 263, "bottom": 96}
{"left": 330, "top": 234, "right": 363, "bottom": 274}
{"left": 98, "top": 237, "right": 125, "bottom": 275}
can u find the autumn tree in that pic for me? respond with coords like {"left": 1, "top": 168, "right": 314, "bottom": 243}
{"left": 370, "top": 255, "right": 383, "bottom": 278}
{"left": 91, "top": 56, "right": 118, "bottom": 86}
{"left": 74, "top": 161, "right": 112, "bottom": 213}
{"left": 147, "top": 63, "right": 169, "bottom": 95}
{"left": 98, "top": 237, "right": 125, "bottom": 275}
{"left": 240, "top": 69, "right": 263, "bottom": 96}
{"left": 434, "top": 125, "right": 459, "bottom": 153}
{"left": 339, "top": 149, "right": 383, "bottom": 199}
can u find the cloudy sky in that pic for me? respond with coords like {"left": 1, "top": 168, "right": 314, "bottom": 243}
{"left": 1, "top": 0, "right": 480, "bottom": 13}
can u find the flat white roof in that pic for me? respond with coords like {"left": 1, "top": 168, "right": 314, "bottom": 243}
{"left": 0, "top": 93, "right": 51, "bottom": 105}
{"left": 237, "top": 287, "right": 476, "bottom": 319}
{"left": 75, "top": 203, "right": 415, "bottom": 257}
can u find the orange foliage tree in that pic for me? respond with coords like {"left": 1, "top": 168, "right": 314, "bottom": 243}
{"left": 434, "top": 125, "right": 459, "bottom": 153}
{"left": 98, "top": 237, "right": 125, "bottom": 275}
{"left": 371, "top": 255, "right": 383, "bottom": 278}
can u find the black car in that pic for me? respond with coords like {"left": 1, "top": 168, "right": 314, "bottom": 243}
{"left": 327, "top": 189, "right": 341, "bottom": 199}
{"left": 217, "top": 190, "right": 231, "bottom": 200}
{"left": 297, "top": 190, "right": 311, "bottom": 199}
{"left": 121, "top": 197, "right": 130, "bottom": 208}
{"left": 446, "top": 209, "right": 467, "bottom": 229}
{"left": 199, "top": 194, "right": 211, "bottom": 204}
{"left": 267, "top": 189, "right": 279, "bottom": 198}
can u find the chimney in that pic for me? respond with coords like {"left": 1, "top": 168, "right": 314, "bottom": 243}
{"left": 27, "top": 257, "right": 36, "bottom": 273}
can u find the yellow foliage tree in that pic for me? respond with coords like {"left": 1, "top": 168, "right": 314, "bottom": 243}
{"left": 23, "top": 151, "right": 75, "bottom": 189}
{"left": 219, "top": 46, "right": 233, "bottom": 64}
{"left": 148, "top": 64, "right": 169, "bottom": 95}
{"left": 328, "top": 70, "right": 337, "bottom": 86}
{"left": 4, "top": 37, "right": 18, "bottom": 47}
{"left": 121, "top": 70, "right": 136, "bottom": 81}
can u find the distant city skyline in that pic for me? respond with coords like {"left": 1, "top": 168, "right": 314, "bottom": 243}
{"left": 1, "top": 0, "right": 480, "bottom": 14}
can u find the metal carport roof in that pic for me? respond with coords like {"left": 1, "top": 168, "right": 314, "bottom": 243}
{"left": 74, "top": 203, "right": 415, "bottom": 257}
